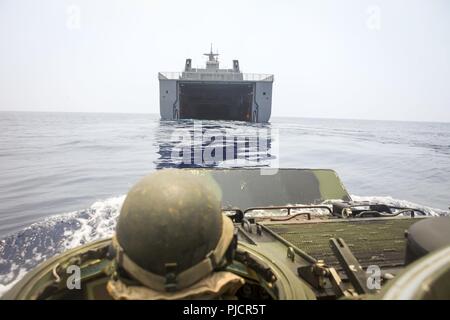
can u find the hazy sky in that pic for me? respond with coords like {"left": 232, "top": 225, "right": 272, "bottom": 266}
{"left": 1, "top": 0, "right": 449, "bottom": 122}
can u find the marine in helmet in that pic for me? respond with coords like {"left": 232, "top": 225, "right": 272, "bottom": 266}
{"left": 107, "top": 169, "right": 243, "bottom": 300}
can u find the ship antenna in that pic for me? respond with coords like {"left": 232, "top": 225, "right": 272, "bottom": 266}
{"left": 204, "top": 44, "right": 219, "bottom": 62}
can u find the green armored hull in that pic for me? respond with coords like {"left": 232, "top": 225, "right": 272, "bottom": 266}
{"left": 3, "top": 169, "right": 450, "bottom": 300}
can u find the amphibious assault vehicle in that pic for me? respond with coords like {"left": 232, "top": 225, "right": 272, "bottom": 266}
{"left": 4, "top": 169, "right": 450, "bottom": 300}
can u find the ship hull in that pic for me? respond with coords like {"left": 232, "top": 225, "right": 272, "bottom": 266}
{"left": 159, "top": 78, "right": 273, "bottom": 123}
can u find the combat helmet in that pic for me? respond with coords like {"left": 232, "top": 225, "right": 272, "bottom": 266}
{"left": 112, "top": 169, "right": 237, "bottom": 293}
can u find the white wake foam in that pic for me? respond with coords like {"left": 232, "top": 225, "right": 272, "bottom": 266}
{"left": 60, "top": 195, "right": 125, "bottom": 250}
{"left": 350, "top": 195, "right": 447, "bottom": 216}
{"left": 0, "top": 195, "right": 125, "bottom": 297}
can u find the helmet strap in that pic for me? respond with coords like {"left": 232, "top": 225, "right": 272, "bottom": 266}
{"left": 164, "top": 263, "right": 178, "bottom": 292}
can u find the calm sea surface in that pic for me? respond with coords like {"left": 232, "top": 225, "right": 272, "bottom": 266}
{"left": 0, "top": 111, "right": 449, "bottom": 293}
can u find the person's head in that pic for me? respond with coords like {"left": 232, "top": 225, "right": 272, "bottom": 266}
{"left": 113, "top": 169, "right": 236, "bottom": 292}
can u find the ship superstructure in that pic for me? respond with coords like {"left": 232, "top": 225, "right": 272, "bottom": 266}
{"left": 158, "top": 47, "right": 274, "bottom": 122}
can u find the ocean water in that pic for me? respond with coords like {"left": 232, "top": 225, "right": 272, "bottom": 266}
{"left": 0, "top": 111, "right": 449, "bottom": 294}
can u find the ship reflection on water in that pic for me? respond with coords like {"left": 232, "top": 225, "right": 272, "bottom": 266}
{"left": 154, "top": 120, "right": 278, "bottom": 170}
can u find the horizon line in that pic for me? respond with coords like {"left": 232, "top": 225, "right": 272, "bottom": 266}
{"left": 1, "top": 109, "right": 449, "bottom": 125}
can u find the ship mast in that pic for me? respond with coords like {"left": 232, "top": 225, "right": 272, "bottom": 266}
{"left": 204, "top": 44, "right": 219, "bottom": 70}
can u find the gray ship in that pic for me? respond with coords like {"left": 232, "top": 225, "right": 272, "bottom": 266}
{"left": 158, "top": 47, "right": 274, "bottom": 122}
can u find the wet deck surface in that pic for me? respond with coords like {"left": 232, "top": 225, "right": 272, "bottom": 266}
{"left": 267, "top": 218, "right": 420, "bottom": 269}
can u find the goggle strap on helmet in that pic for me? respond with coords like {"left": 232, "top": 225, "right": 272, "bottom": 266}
{"left": 113, "top": 215, "right": 235, "bottom": 292}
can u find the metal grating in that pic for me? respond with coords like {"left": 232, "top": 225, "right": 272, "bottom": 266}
{"left": 267, "top": 218, "right": 420, "bottom": 269}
